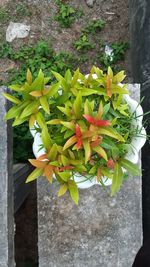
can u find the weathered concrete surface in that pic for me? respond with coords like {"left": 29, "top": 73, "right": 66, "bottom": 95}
{"left": 129, "top": 0, "right": 150, "bottom": 241}
{"left": 0, "top": 87, "right": 15, "bottom": 267}
{"left": 37, "top": 84, "right": 142, "bottom": 267}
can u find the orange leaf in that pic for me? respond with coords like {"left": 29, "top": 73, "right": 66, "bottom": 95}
{"left": 44, "top": 165, "right": 53, "bottom": 183}
{"left": 63, "top": 135, "right": 77, "bottom": 150}
{"left": 83, "top": 140, "right": 91, "bottom": 163}
{"left": 37, "top": 154, "right": 48, "bottom": 161}
{"left": 42, "top": 89, "right": 50, "bottom": 95}
{"left": 90, "top": 137, "right": 102, "bottom": 148}
{"left": 97, "top": 168, "right": 102, "bottom": 182}
{"left": 29, "top": 159, "right": 47, "bottom": 168}
{"left": 106, "top": 76, "right": 112, "bottom": 97}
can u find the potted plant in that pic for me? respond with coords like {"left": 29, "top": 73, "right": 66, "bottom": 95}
{"left": 3, "top": 66, "right": 146, "bottom": 204}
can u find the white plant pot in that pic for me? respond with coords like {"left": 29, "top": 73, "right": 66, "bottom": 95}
{"left": 30, "top": 90, "right": 146, "bottom": 189}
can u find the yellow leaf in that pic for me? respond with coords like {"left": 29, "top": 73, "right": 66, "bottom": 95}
{"left": 2, "top": 93, "right": 21, "bottom": 104}
{"left": 26, "top": 168, "right": 43, "bottom": 183}
{"left": 47, "top": 119, "right": 61, "bottom": 125}
{"left": 29, "top": 115, "right": 36, "bottom": 128}
{"left": 40, "top": 96, "right": 50, "bottom": 114}
{"left": 29, "top": 91, "right": 42, "bottom": 97}
{"left": 93, "top": 146, "right": 108, "bottom": 161}
{"left": 26, "top": 68, "right": 32, "bottom": 85}
{"left": 83, "top": 139, "right": 91, "bottom": 163}
{"left": 58, "top": 184, "right": 68, "bottom": 197}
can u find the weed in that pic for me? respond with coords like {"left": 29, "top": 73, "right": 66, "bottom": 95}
{"left": 0, "top": 7, "right": 9, "bottom": 23}
{"left": 74, "top": 34, "right": 95, "bottom": 52}
{"left": 99, "top": 42, "right": 129, "bottom": 70}
{"left": 54, "top": 0, "right": 84, "bottom": 28}
{"left": 0, "top": 42, "right": 13, "bottom": 58}
{"left": 82, "top": 19, "right": 105, "bottom": 34}
{"left": 15, "top": 3, "right": 32, "bottom": 18}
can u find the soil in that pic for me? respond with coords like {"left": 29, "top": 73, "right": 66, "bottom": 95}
{"left": 0, "top": 0, "right": 130, "bottom": 82}
{"left": 0, "top": 0, "right": 130, "bottom": 266}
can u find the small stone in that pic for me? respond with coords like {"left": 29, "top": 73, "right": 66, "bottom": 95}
{"left": 6, "top": 22, "right": 30, "bottom": 42}
{"left": 85, "top": 0, "right": 95, "bottom": 8}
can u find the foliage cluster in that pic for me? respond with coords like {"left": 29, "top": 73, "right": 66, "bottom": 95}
{"left": 4, "top": 66, "right": 141, "bottom": 204}
{"left": 54, "top": 0, "right": 84, "bottom": 28}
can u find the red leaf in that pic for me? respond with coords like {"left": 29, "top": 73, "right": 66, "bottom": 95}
{"left": 94, "top": 119, "right": 111, "bottom": 127}
{"left": 76, "top": 137, "right": 82, "bottom": 150}
{"left": 83, "top": 114, "right": 111, "bottom": 127}
{"left": 59, "top": 166, "right": 74, "bottom": 172}
{"left": 107, "top": 158, "right": 115, "bottom": 169}
{"left": 83, "top": 114, "right": 95, "bottom": 124}
{"left": 75, "top": 124, "right": 82, "bottom": 150}
{"left": 75, "top": 124, "right": 82, "bottom": 137}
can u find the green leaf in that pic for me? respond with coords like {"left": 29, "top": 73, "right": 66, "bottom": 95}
{"left": 26, "top": 168, "right": 43, "bottom": 183}
{"left": 51, "top": 71, "right": 68, "bottom": 91}
{"left": 71, "top": 68, "right": 80, "bottom": 87}
{"left": 9, "top": 84, "right": 24, "bottom": 92}
{"left": 111, "top": 163, "right": 123, "bottom": 196}
{"left": 60, "top": 121, "right": 75, "bottom": 131}
{"left": 5, "top": 105, "right": 22, "bottom": 120}
{"left": 119, "top": 159, "right": 141, "bottom": 176}
{"left": 111, "top": 85, "right": 128, "bottom": 95}
{"left": 93, "top": 146, "right": 108, "bottom": 161}
{"left": 31, "top": 69, "right": 44, "bottom": 91}
{"left": 57, "top": 106, "right": 71, "bottom": 117}
{"left": 65, "top": 69, "right": 72, "bottom": 83}
{"left": 108, "top": 66, "right": 113, "bottom": 78}
{"left": 2, "top": 93, "right": 21, "bottom": 104}
{"left": 78, "top": 88, "right": 97, "bottom": 96}
{"left": 41, "top": 128, "right": 52, "bottom": 150}
{"left": 48, "top": 143, "right": 58, "bottom": 161}
{"left": 113, "top": 70, "right": 126, "bottom": 83}
{"left": 57, "top": 171, "right": 71, "bottom": 182}
{"left": 40, "top": 96, "right": 50, "bottom": 114}
{"left": 103, "top": 103, "right": 110, "bottom": 117}
{"left": 20, "top": 101, "right": 39, "bottom": 119}
{"left": 36, "top": 112, "right": 46, "bottom": 128}
{"left": 98, "top": 127, "right": 125, "bottom": 142}
{"left": 12, "top": 116, "right": 29, "bottom": 126}
{"left": 47, "top": 119, "right": 61, "bottom": 125}
{"left": 58, "top": 184, "right": 68, "bottom": 197}
{"left": 47, "top": 82, "right": 60, "bottom": 97}
{"left": 73, "top": 91, "right": 82, "bottom": 118}
{"left": 61, "top": 155, "right": 70, "bottom": 166}
{"left": 68, "top": 180, "right": 79, "bottom": 205}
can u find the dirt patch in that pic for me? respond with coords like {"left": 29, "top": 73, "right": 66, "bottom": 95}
{"left": 0, "top": 0, "right": 130, "bottom": 82}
